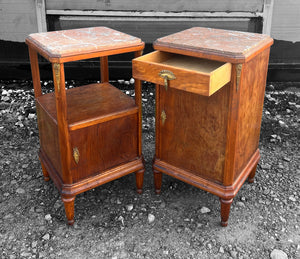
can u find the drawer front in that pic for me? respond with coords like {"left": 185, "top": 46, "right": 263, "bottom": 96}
{"left": 133, "top": 51, "right": 232, "bottom": 96}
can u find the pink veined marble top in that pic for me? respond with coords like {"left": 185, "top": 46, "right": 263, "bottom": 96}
{"left": 154, "top": 27, "right": 273, "bottom": 59}
{"left": 26, "top": 27, "right": 143, "bottom": 57}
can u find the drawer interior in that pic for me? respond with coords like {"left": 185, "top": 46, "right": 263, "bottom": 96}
{"left": 139, "top": 51, "right": 228, "bottom": 74}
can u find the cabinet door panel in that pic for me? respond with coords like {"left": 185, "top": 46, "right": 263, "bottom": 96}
{"left": 158, "top": 86, "right": 229, "bottom": 183}
{"left": 70, "top": 113, "right": 138, "bottom": 183}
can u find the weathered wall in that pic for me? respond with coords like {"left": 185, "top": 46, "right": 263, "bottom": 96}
{"left": 271, "top": 0, "right": 300, "bottom": 43}
{"left": 46, "top": 0, "right": 264, "bottom": 12}
{"left": 0, "top": 0, "right": 299, "bottom": 81}
{"left": 0, "top": 0, "right": 38, "bottom": 42}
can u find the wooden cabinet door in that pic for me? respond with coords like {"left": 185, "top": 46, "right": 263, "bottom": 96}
{"left": 157, "top": 85, "right": 230, "bottom": 183}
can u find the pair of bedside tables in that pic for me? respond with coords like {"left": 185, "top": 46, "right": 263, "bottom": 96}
{"left": 26, "top": 26, "right": 273, "bottom": 226}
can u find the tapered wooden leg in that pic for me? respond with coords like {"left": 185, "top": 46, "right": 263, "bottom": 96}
{"left": 153, "top": 169, "right": 162, "bottom": 194}
{"left": 62, "top": 196, "right": 75, "bottom": 226}
{"left": 248, "top": 164, "right": 258, "bottom": 183}
{"left": 39, "top": 159, "right": 50, "bottom": 182}
{"left": 220, "top": 198, "right": 233, "bottom": 227}
{"left": 135, "top": 169, "right": 144, "bottom": 194}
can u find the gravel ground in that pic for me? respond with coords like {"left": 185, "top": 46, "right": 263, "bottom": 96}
{"left": 0, "top": 80, "right": 299, "bottom": 259}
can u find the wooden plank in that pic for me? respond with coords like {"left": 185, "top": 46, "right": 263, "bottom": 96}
{"left": 35, "top": 0, "right": 47, "bottom": 32}
{"left": 47, "top": 10, "right": 263, "bottom": 18}
{"left": 46, "top": 0, "right": 264, "bottom": 12}
{"left": 51, "top": 17, "right": 255, "bottom": 44}
{"left": 262, "top": 0, "right": 274, "bottom": 35}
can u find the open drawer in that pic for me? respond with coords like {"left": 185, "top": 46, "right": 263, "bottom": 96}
{"left": 133, "top": 51, "right": 232, "bottom": 96}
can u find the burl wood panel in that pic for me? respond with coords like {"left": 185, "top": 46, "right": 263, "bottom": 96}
{"left": 154, "top": 27, "right": 273, "bottom": 63}
{"left": 158, "top": 84, "right": 230, "bottom": 183}
{"left": 36, "top": 102, "right": 62, "bottom": 177}
{"left": 26, "top": 27, "right": 142, "bottom": 58}
{"left": 70, "top": 113, "right": 139, "bottom": 183}
{"left": 233, "top": 49, "right": 270, "bottom": 180}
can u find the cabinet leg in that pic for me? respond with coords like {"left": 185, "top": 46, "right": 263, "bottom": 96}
{"left": 62, "top": 196, "right": 75, "bottom": 226}
{"left": 153, "top": 170, "right": 162, "bottom": 194}
{"left": 248, "top": 164, "right": 258, "bottom": 183}
{"left": 135, "top": 169, "right": 144, "bottom": 194}
{"left": 39, "top": 160, "right": 50, "bottom": 182}
{"left": 220, "top": 198, "right": 233, "bottom": 227}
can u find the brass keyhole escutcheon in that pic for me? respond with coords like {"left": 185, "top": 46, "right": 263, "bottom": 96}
{"left": 161, "top": 110, "right": 167, "bottom": 125}
{"left": 159, "top": 70, "right": 176, "bottom": 91}
{"left": 73, "top": 147, "right": 80, "bottom": 164}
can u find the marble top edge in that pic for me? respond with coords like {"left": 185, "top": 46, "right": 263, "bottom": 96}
{"left": 26, "top": 26, "right": 142, "bottom": 56}
{"left": 155, "top": 27, "right": 273, "bottom": 58}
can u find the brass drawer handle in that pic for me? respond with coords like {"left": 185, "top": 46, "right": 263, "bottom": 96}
{"left": 159, "top": 70, "right": 176, "bottom": 91}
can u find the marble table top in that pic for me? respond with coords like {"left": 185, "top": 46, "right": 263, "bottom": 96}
{"left": 154, "top": 27, "right": 273, "bottom": 62}
{"left": 26, "top": 27, "right": 143, "bottom": 58}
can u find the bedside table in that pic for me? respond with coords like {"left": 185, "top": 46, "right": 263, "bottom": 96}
{"left": 26, "top": 27, "right": 145, "bottom": 225}
{"left": 133, "top": 27, "right": 273, "bottom": 226}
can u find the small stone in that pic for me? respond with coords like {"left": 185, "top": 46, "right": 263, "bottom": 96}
{"left": 36, "top": 208, "right": 43, "bottom": 213}
{"left": 32, "top": 241, "right": 38, "bottom": 248}
{"left": 283, "top": 157, "right": 291, "bottom": 162}
{"left": 207, "top": 243, "right": 212, "bottom": 249}
{"left": 118, "top": 79, "right": 125, "bottom": 84}
{"left": 2, "top": 89, "right": 8, "bottom": 95}
{"left": 236, "top": 201, "right": 245, "bottom": 207}
{"left": 20, "top": 252, "right": 32, "bottom": 257}
{"left": 261, "top": 163, "right": 271, "bottom": 170}
{"left": 116, "top": 198, "right": 122, "bottom": 205}
{"left": 16, "top": 188, "right": 25, "bottom": 194}
{"left": 125, "top": 91, "right": 130, "bottom": 95}
{"left": 42, "top": 233, "right": 50, "bottom": 240}
{"left": 4, "top": 213, "right": 13, "bottom": 219}
{"left": 279, "top": 120, "right": 287, "bottom": 128}
{"left": 124, "top": 81, "right": 130, "bottom": 85}
{"left": 126, "top": 204, "right": 133, "bottom": 212}
{"left": 219, "top": 246, "right": 225, "bottom": 253}
{"left": 4, "top": 192, "right": 9, "bottom": 197}
{"left": 289, "top": 196, "right": 296, "bottom": 202}
{"left": 28, "top": 113, "right": 35, "bottom": 119}
{"left": 279, "top": 216, "right": 286, "bottom": 223}
{"left": 53, "top": 199, "right": 62, "bottom": 210}
{"left": 200, "top": 207, "right": 211, "bottom": 214}
{"left": 2, "top": 96, "right": 10, "bottom": 102}
{"left": 45, "top": 214, "right": 52, "bottom": 221}
{"left": 148, "top": 213, "right": 155, "bottom": 223}
{"left": 129, "top": 78, "right": 135, "bottom": 84}
{"left": 159, "top": 202, "right": 166, "bottom": 209}
{"left": 118, "top": 215, "right": 124, "bottom": 225}
{"left": 230, "top": 251, "right": 238, "bottom": 258}
{"left": 270, "top": 249, "right": 288, "bottom": 259}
